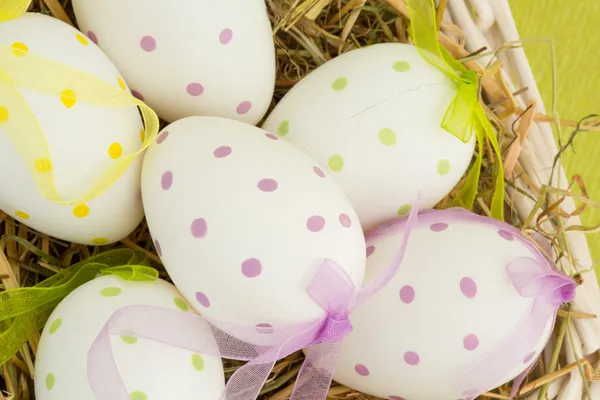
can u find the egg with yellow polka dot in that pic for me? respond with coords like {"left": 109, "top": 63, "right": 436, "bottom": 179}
{"left": 262, "top": 43, "right": 476, "bottom": 232}
{"left": 0, "top": 13, "right": 146, "bottom": 245}
{"left": 35, "top": 274, "right": 225, "bottom": 400}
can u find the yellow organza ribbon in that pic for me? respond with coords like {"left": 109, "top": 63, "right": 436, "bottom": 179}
{"left": 407, "top": 0, "right": 505, "bottom": 221}
{"left": 0, "top": 1, "right": 159, "bottom": 206}
{"left": 0, "top": 249, "right": 158, "bottom": 366}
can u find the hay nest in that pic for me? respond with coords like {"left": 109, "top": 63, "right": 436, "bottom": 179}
{"left": 1, "top": 0, "right": 599, "bottom": 399}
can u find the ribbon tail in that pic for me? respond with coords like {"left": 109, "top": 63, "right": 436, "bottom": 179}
{"left": 452, "top": 118, "right": 484, "bottom": 211}
{"left": 290, "top": 343, "right": 341, "bottom": 400}
{"left": 481, "top": 108, "right": 505, "bottom": 221}
{"left": 221, "top": 353, "right": 278, "bottom": 400}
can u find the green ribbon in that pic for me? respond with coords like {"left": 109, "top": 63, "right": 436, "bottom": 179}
{"left": 0, "top": 249, "right": 158, "bottom": 366}
{"left": 407, "top": 0, "right": 505, "bottom": 220}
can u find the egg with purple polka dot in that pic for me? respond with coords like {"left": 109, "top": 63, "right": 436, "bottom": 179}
{"left": 262, "top": 43, "right": 476, "bottom": 232}
{"left": 332, "top": 208, "right": 561, "bottom": 400}
{"left": 71, "top": 0, "right": 275, "bottom": 124}
{"left": 0, "top": 13, "right": 146, "bottom": 245}
{"left": 141, "top": 116, "right": 366, "bottom": 333}
{"left": 35, "top": 273, "right": 224, "bottom": 400}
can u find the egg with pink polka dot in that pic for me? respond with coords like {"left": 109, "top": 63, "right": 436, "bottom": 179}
{"left": 141, "top": 116, "right": 366, "bottom": 332}
{"left": 332, "top": 208, "right": 566, "bottom": 400}
{"left": 0, "top": 13, "right": 145, "bottom": 245}
{"left": 262, "top": 43, "right": 476, "bottom": 232}
{"left": 35, "top": 274, "right": 225, "bottom": 400}
{"left": 71, "top": 0, "right": 275, "bottom": 124}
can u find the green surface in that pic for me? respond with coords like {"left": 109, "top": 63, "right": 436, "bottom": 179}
{"left": 509, "top": 0, "right": 600, "bottom": 271}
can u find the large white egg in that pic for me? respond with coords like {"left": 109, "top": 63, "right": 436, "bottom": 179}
{"left": 0, "top": 13, "right": 145, "bottom": 245}
{"left": 71, "top": 0, "right": 276, "bottom": 124}
{"left": 262, "top": 43, "right": 476, "bottom": 232}
{"left": 332, "top": 208, "right": 557, "bottom": 400}
{"left": 35, "top": 275, "right": 225, "bottom": 400}
{"left": 141, "top": 116, "right": 366, "bottom": 330}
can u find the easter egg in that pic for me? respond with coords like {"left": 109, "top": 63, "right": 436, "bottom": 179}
{"left": 262, "top": 43, "right": 475, "bottom": 231}
{"left": 0, "top": 13, "right": 145, "bottom": 245}
{"left": 71, "top": 0, "right": 276, "bottom": 124}
{"left": 35, "top": 275, "right": 225, "bottom": 400}
{"left": 332, "top": 208, "right": 560, "bottom": 400}
{"left": 141, "top": 116, "right": 366, "bottom": 330}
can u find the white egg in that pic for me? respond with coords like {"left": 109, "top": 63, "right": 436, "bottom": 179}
{"left": 71, "top": 0, "right": 276, "bottom": 124}
{"left": 35, "top": 275, "right": 225, "bottom": 400}
{"left": 262, "top": 43, "right": 476, "bottom": 232}
{"left": 141, "top": 116, "right": 366, "bottom": 330}
{"left": 332, "top": 209, "right": 556, "bottom": 400}
{"left": 0, "top": 13, "right": 145, "bottom": 245}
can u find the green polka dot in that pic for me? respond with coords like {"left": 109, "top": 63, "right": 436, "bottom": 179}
{"left": 45, "top": 373, "right": 55, "bottom": 390}
{"left": 331, "top": 77, "right": 348, "bottom": 91}
{"left": 130, "top": 390, "right": 147, "bottom": 400}
{"left": 49, "top": 318, "right": 62, "bottom": 334}
{"left": 393, "top": 61, "right": 411, "bottom": 72}
{"left": 378, "top": 128, "right": 397, "bottom": 146}
{"left": 437, "top": 159, "right": 451, "bottom": 176}
{"left": 191, "top": 353, "right": 205, "bottom": 372}
{"left": 397, "top": 204, "right": 412, "bottom": 216}
{"left": 174, "top": 297, "right": 189, "bottom": 312}
{"left": 328, "top": 155, "right": 344, "bottom": 172}
{"left": 100, "top": 287, "right": 122, "bottom": 297}
{"left": 278, "top": 120, "right": 290, "bottom": 137}
{"left": 120, "top": 334, "right": 138, "bottom": 344}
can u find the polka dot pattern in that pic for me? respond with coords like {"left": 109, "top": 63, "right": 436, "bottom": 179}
{"left": 378, "top": 128, "right": 397, "bottom": 146}
{"left": 49, "top": 318, "right": 62, "bottom": 334}
{"left": 131, "top": 90, "right": 145, "bottom": 101}
{"left": 265, "top": 133, "right": 278, "bottom": 140}
{"left": 241, "top": 258, "right": 262, "bottom": 278}
{"left": 92, "top": 238, "right": 108, "bottom": 245}
{"left": 430, "top": 223, "right": 448, "bottom": 232}
{"left": 34, "top": 158, "right": 53, "bottom": 173}
{"left": 45, "top": 373, "right": 55, "bottom": 390}
{"left": 174, "top": 297, "right": 189, "bottom": 312}
{"left": 73, "top": 204, "right": 90, "bottom": 219}
{"left": 11, "top": 42, "right": 28, "bottom": 57}
{"left": 498, "top": 230, "right": 514, "bottom": 241}
{"left": 396, "top": 204, "right": 412, "bottom": 216}
{"left": 460, "top": 277, "right": 477, "bottom": 299}
{"left": 190, "top": 218, "right": 208, "bottom": 238}
{"left": 161, "top": 171, "right": 173, "bottom": 190}
{"left": 117, "top": 77, "right": 126, "bottom": 91}
{"left": 256, "top": 323, "right": 274, "bottom": 334}
{"left": 237, "top": 101, "right": 252, "bottom": 115}
{"left": 278, "top": 120, "right": 290, "bottom": 137}
{"left": 306, "top": 216, "right": 325, "bottom": 232}
{"left": 366, "top": 245, "right": 375, "bottom": 257}
{"left": 354, "top": 364, "right": 370, "bottom": 376}
{"left": 399, "top": 285, "right": 415, "bottom": 304}
{"left": 140, "top": 36, "right": 156, "bottom": 52}
{"left": 75, "top": 33, "right": 89, "bottom": 46}
{"left": 157, "top": 131, "right": 169, "bottom": 144}
{"left": 191, "top": 353, "right": 205, "bottom": 372}
{"left": 437, "top": 159, "right": 451, "bottom": 176}
{"left": 130, "top": 390, "right": 148, "bottom": 400}
{"left": 0, "top": 106, "right": 9, "bottom": 122}
{"left": 463, "top": 334, "right": 479, "bottom": 351}
{"left": 154, "top": 239, "right": 162, "bottom": 257}
{"left": 311, "top": 166, "right": 325, "bottom": 178}
{"left": 219, "top": 28, "right": 233, "bottom": 44}
{"left": 196, "top": 292, "right": 211, "bottom": 308}
{"left": 186, "top": 82, "right": 204, "bottom": 97}
{"left": 214, "top": 145, "right": 232, "bottom": 159}
{"left": 60, "top": 89, "right": 77, "bottom": 108}
{"left": 331, "top": 77, "right": 348, "bottom": 91}
{"left": 403, "top": 351, "right": 420, "bottom": 366}
{"left": 257, "top": 178, "right": 278, "bottom": 192}
{"left": 393, "top": 61, "right": 411, "bottom": 72}
{"left": 328, "top": 155, "right": 344, "bottom": 172}
{"left": 87, "top": 31, "right": 98, "bottom": 45}
{"left": 120, "top": 334, "right": 138, "bottom": 345}
{"left": 100, "top": 287, "right": 122, "bottom": 297}
{"left": 339, "top": 213, "right": 352, "bottom": 228}
{"left": 140, "top": 129, "right": 146, "bottom": 143}
{"left": 14, "top": 210, "right": 30, "bottom": 220}
{"left": 108, "top": 142, "right": 123, "bottom": 159}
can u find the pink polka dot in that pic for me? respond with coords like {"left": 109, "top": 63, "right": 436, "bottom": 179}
{"left": 399, "top": 285, "right": 415, "bottom": 304}
{"left": 354, "top": 364, "right": 370, "bottom": 376}
{"left": 131, "top": 90, "right": 145, "bottom": 101}
{"left": 213, "top": 146, "right": 232, "bottom": 158}
{"left": 156, "top": 131, "right": 168, "bottom": 144}
{"left": 339, "top": 213, "right": 352, "bottom": 227}
{"left": 498, "top": 229, "right": 514, "bottom": 241}
{"left": 366, "top": 245, "right": 375, "bottom": 257}
{"left": 306, "top": 216, "right": 325, "bottom": 232}
{"left": 195, "top": 292, "right": 211, "bottom": 308}
{"left": 241, "top": 258, "right": 262, "bottom": 278}
{"left": 140, "top": 35, "right": 156, "bottom": 52}
{"left": 523, "top": 351, "right": 537, "bottom": 364}
{"left": 463, "top": 334, "right": 479, "bottom": 351}
{"left": 460, "top": 277, "right": 478, "bottom": 298}
{"left": 237, "top": 101, "right": 252, "bottom": 115}
{"left": 265, "top": 133, "right": 278, "bottom": 140}
{"left": 190, "top": 218, "right": 208, "bottom": 238}
{"left": 219, "top": 28, "right": 233, "bottom": 44}
{"left": 154, "top": 239, "right": 162, "bottom": 257}
{"left": 161, "top": 171, "right": 173, "bottom": 190}
{"left": 403, "top": 351, "right": 420, "bottom": 366}
{"left": 257, "top": 179, "right": 278, "bottom": 192}
{"left": 430, "top": 223, "right": 448, "bottom": 232}
{"left": 313, "top": 166, "right": 325, "bottom": 178}
{"left": 255, "top": 323, "right": 274, "bottom": 334}
{"left": 87, "top": 31, "right": 98, "bottom": 45}
{"left": 186, "top": 82, "right": 204, "bottom": 96}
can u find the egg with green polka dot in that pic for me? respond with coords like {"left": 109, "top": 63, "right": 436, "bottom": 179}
{"left": 0, "top": 13, "right": 146, "bottom": 246}
{"left": 34, "top": 275, "right": 225, "bottom": 400}
{"left": 262, "top": 43, "right": 476, "bottom": 231}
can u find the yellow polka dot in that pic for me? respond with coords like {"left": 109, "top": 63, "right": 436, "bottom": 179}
{"left": 11, "top": 42, "right": 28, "bottom": 57}
{"left": 437, "top": 159, "right": 451, "bottom": 176}
{"left": 92, "top": 238, "right": 108, "bottom": 245}
{"left": 0, "top": 106, "right": 9, "bottom": 122}
{"left": 15, "top": 210, "right": 30, "bottom": 220}
{"left": 34, "top": 158, "right": 53, "bottom": 173}
{"left": 108, "top": 143, "right": 123, "bottom": 159}
{"left": 328, "top": 154, "right": 344, "bottom": 172}
{"left": 139, "top": 128, "right": 145, "bottom": 143}
{"left": 397, "top": 204, "right": 412, "bottom": 216}
{"left": 378, "top": 128, "right": 397, "bottom": 146}
{"left": 117, "top": 77, "right": 126, "bottom": 91}
{"left": 73, "top": 204, "right": 90, "bottom": 218}
{"left": 60, "top": 89, "right": 77, "bottom": 108}
{"left": 76, "top": 33, "right": 89, "bottom": 46}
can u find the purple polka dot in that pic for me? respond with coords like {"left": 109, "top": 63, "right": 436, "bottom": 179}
{"left": 430, "top": 223, "right": 448, "bottom": 232}
{"left": 219, "top": 28, "right": 233, "bottom": 44}
{"left": 255, "top": 323, "right": 274, "bottom": 334}
{"left": 399, "top": 285, "right": 415, "bottom": 304}
{"left": 140, "top": 35, "right": 156, "bottom": 52}
{"left": 237, "top": 101, "right": 252, "bottom": 115}
{"left": 195, "top": 292, "right": 211, "bottom": 308}
{"left": 498, "top": 229, "right": 514, "bottom": 241}
{"left": 463, "top": 334, "right": 479, "bottom": 351}
{"left": 87, "top": 31, "right": 98, "bottom": 45}
{"left": 241, "top": 258, "right": 262, "bottom": 278}
{"left": 389, "top": 397, "right": 405, "bottom": 400}
{"left": 154, "top": 239, "right": 162, "bottom": 257}
{"left": 523, "top": 351, "right": 537, "bottom": 364}
{"left": 265, "top": 133, "right": 278, "bottom": 140}
{"left": 354, "top": 364, "right": 370, "bottom": 376}
{"left": 213, "top": 146, "right": 232, "bottom": 158}
{"left": 403, "top": 351, "right": 420, "bottom": 366}
{"left": 366, "top": 245, "right": 375, "bottom": 257}
{"left": 161, "top": 171, "right": 173, "bottom": 190}
{"left": 156, "top": 131, "right": 168, "bottom": 144}
{"left": 131, "top": 90, "right": 145, "bottom": 101}
{"left": 339, "top": 213, "right": 352, "bottom": 228}
{"left": 313, "top": 166, "right": 325, "bottom": 178}
{"left": 306, "top": 216, "right": 325, "bottom": 232}
{"left": 460, "top": 277, "right": 478, "bottom": 299}
{"left": 186, "top": 82, "right": 204, "bottom": 96}
{"left": 257, "top": 179, "right": 278, "bottom": 192}
{"left": 190, "top": 218, "right": 208, "bottom": 238}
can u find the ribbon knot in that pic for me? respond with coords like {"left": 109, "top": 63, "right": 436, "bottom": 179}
{"left": 312, "top": 313, "right": 353, "bottom": 345}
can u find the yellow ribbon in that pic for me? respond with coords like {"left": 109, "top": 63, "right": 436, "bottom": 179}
{"left": 0, "top": 249, "right": 158, "bottom": 366}
{"left": 407, "top": 0, "right": 505, "bottom": 221}
{"left": 0, "top": 1, "right": 159, "bottom": 206}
